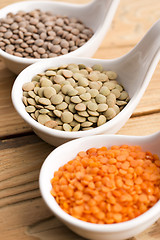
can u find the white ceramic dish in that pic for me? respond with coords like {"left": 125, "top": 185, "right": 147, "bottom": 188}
{"left": 11, "top": 19, "right": 160, "bottom": 146}
{"left": 0, "top": 0, "right": 120, "bottom": 74}
{"left": 39, "top": 132, "right": 160, "bottom": 240}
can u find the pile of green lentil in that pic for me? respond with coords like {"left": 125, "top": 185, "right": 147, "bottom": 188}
{"left": 22, "top": 63, "right": 130, "bottom": 131}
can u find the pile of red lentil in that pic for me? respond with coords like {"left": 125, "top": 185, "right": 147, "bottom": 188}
{"left": 51, "top": 145, "right": 160, "bottom": 224}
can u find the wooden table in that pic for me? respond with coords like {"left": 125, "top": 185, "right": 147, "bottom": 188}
{"left": 0, "top": 0, "right": 160, "bottom": 239}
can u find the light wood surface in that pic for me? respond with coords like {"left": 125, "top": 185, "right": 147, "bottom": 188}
{"left": 0, "top": 0, "right": 160, "bottom": 239}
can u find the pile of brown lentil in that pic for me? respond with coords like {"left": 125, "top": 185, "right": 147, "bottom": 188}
{"left": 22, "top": 63, "right": 130, "bottom": 131}
{"left": 0, "top": 9, "right": 93, "bottom": 58}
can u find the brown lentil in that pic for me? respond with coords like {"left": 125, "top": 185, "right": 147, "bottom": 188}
{"left": 0, "top": 10, "right": 93, "bottom": 58}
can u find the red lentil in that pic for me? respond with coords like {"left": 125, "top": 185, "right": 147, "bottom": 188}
{"left": 51, "top": 145, "right": 160, "bottom": 224}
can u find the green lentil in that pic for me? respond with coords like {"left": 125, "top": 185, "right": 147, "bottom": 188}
{"left": 22, "top": 64, "right": 129, "bottom": 131}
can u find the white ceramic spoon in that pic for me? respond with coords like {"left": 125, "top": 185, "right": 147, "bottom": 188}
{"left": 0, "top": 0, "right": 120, "bottom": 74}
{"left": 12, "top": 19, "right": 160, "bottom": 146}
{"left": 39, "top": 132, "right": 160, "bottom": 240}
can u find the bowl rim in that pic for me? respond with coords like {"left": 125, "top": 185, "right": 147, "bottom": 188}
{"left": 0, "top": 0, "right": 105, "bottom": 64}
{"left": 39, "top": 134, "right": 160, "bottom": 232}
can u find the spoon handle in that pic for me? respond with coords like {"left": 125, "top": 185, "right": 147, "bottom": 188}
{"left": 115, "top": 19, "right": 160, "bottom": 96}
{"left": 124, "top": 19, "right": 160, "bottom": 81}
{"left": 145, "top": 131, "right": 160, "bottom": 154}
{"left": 133, "top": 19, "right": 160, "bottom": 67}
{"left": 87, "top": 0, "right": 120, "bottom": 13}
{"left": 90, "top": 0, "right": 116, "bottom": 5}
{"left": 78, "top": 0, "right": 119, "bottom": 8}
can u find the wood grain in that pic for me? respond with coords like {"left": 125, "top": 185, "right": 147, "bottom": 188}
{"left": 118, "top": 113, "right": 160, "bottom": 136}
{"left": 0, "top": 113, "right": 160, "bottom": 240}
{"left": 0, "top": 0, "right": 160, "bottom": 138}
{"left": 0, "top": 0, "right": 160, "bottom": 240}
{"left": 0, "top": 129, "right": 159, "bottom": 240}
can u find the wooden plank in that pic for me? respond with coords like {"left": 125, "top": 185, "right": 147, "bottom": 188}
{"left": 132, "top": 65, "right": 160, "bottom": 116}
{"left": 0, "top": 112, "right": 160, "bottom": 240}
{"left": 0, "top": 135, "right": 83, "bottom": 240}
{"left": 118, "top": 112, "right": 160, "bottom": 136}
{"left": 0, "top": 60, "right": 32, "bottom": 137}
{"left": 98, "top": 0, "right": 160, "bottom": 48}
{"left": 0, "top": 0, "right": 160, "bottom": 138}
{"left": 0, "top": 0, "right": 160, "bottom": 239}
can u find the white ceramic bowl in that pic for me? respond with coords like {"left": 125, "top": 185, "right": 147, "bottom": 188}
{"left": 0, "top": 0, "right": 120, "bottom": 74}
{"left": 11, "top": 56, "right": 131, "bottom": 147}
{"left": 39, "top": 133, "right": 160, "bottom": 240}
